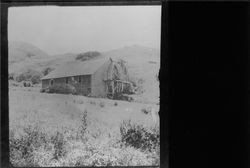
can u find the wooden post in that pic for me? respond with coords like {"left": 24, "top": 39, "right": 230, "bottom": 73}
{"left": 121, "top": 82, "right": 123, "bottom": 92}
{"left": 111, "top": 80, "right": 114, "bottom": 96}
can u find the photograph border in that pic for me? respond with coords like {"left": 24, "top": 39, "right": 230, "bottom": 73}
{"left": 1, "top": 1, "right": 168, "bottom": 168}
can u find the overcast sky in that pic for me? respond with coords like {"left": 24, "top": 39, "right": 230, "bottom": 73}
{"left": 8, "top": 6, "right": 161, "bottom": 55}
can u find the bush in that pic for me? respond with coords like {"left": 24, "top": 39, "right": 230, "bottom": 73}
{"left": 40, "top": 88, "right": 45, "bottom": 93}
{"left": 46, "top": 84, "right": 76, "bottom": 95}
{"left": 75, "top": 51, "right": 101, "bottom": 61}
{"left": 119, "top": 120, "right": 159, "bottom": 152}
{"left": 16, "top": 69, "right": 42, "bottom": 84}
{"left": 10, "top": 119, "right": 160, "bottom": 167}
{"left": 141, "top": 107, "right": 151, "bottom": 115}
{"left": 9, "top": 125, "right": 48, "bottom": 166}
{"left": 50, "top": 131, "right": 67, "bottom": 160}
{"left": 89, "top": 101, "right": 96, "bottom": 105}
{"left": 30, "top": 75, "right": 40, "bottom": 84}
{"left": 23, "top": 81, "right": 32, "bottom": 87}
{"left": 130, "top": 78, "right": 145, "bottom": 95}
{"left": 99, "top": 102, "right": 105, "bottom": 108}
{"left": 42, "top": 67, "right": 54, "bottom": 76}
{"left": 9, "top": 73, "right": 15, "bottom": 80}
{"left": 114, "top": 102, "right": 118, "bottom": 106}
{"left": 10, "top": 125, "right": 68, "bottom": 166}
{"left": 77, "top": 109, "right": 88, "bottom": 140}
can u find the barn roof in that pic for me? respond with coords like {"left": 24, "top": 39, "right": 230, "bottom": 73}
{"left": 41, "top": 58, "right": 108, "bottom": 80}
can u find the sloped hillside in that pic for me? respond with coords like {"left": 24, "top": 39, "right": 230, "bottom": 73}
{"left": 9, "top": 41, "right": 50, "bottom": 64}
{"left": 9, "top": 41, "right": 53, "bottom": 74}
{"left": 103, "top": 45, "right": 160, "bottom": 63}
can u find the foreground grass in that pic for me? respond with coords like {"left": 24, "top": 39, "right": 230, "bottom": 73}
{"left": 10, "top": 117, "right": 159, "bottom": 167}
{"left": 9, "top": 89, "right": 160, "bottom": 166}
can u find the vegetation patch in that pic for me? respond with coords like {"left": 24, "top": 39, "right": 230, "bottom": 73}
{"left": 89, "top": 100, "right": 96, "bottom": 105}
{"left": 10, "top": 117, "right": 159, "bottom": 167}
{"left": 141, "top": 107, "right": 151, "bottom": 115}
{"left": 42, "top": 67, "right": 55, "bottom": 76}
{"left": 119, "top": 119, "right": 159, "bottom": 152}
{"left": 44, "top": 84, "right": 76, "bottom": 95}
{"left": 75, "top": 51, "right": 101, "bottom": 61}
{"left": 99, "top": 102, "right": 105, "bottom": 108}
{"left": 15, "top": 69, "right": 43, "bottom": 84}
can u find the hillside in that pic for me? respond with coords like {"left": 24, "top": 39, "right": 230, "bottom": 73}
{"left": 9, "top": 41, "right": 50, "bottom": 64}
{"left": 9, "top": 41, "right": 52, "bottom": 74}
{"left": 103, "top": 45, "right": 160, "bottom": 63}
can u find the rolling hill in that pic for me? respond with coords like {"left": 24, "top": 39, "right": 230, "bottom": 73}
{"left": 9, "top": 41, "right": 50, "bottom": 64}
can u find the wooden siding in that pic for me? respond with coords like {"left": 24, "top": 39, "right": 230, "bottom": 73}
{"left": 91, "top": 60, "right": 110, "bottom": 97}
{"left": 42, "top": 79, "right": 50, "bottom": 89}
{"left": 41, "top": 75, "right": 91, "bottom": 95}
{"left": 72, "top": 75, "right": 91, "bottom": 96}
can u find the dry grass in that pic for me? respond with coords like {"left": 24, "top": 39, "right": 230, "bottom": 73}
{"left": 99, "top": 102, "right": 105, "bottom": 108}
{"left": 9, "top": 88, "right": 160, "bottom": 167}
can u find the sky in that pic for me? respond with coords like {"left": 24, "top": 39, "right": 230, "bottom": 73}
{"left": 8, "top": 6, "right": 161, "bottom": 55}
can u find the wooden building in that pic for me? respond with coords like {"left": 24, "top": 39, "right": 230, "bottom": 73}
{"left": 41, "top": 58, "right": 132, "bottom": 98}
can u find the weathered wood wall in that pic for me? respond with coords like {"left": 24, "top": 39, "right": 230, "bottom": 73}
{"left": 91, "top": 60, "right": 110, "bottom": 97}
{"left": 41, "top": 75, "right": 91, "bottom": 95}
{"left": 42, "top": 79, "right": 50, "bottom": 88}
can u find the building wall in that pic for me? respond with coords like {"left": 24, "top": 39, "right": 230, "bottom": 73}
{"left": 72, "top": 75, "right": 91, "bottom": 96}
{"left": 42, "top": 79, "right": 50, "bottom": 88}
{"left": 91, "top": 60, "right": 111, "bottom": 97}
{"left": 54, "top": 77, "right": 66, "bottom": 85}
{"left": 41, "top": 75, "right": 91, "bottom": 95}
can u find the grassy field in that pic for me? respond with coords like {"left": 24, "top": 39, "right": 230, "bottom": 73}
{"left": 9, "top": 86, "right": 160, "bottom": 167}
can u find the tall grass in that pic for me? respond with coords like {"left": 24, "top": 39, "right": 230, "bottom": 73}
{"left": 120, "top": 119, "right": 160, "bottom": 152}
{"left": 10, "top": 113, "right": 159, "bottom": 167}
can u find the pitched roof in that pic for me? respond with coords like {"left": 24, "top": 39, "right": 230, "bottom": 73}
{"left": 41, "top": 58, "right": 108, "bottom": 80}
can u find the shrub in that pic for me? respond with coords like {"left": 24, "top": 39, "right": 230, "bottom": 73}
{"left": 141, "top": 107, "right": 151, "bottom": 115}
{"left": 77, "top": 109, "right": 88, "bottom": 140}
{"left": 23, "top": 82, "right": 32, "bottom": 87}
{"left": 10, "top": 119, "right": 160, "bottom": 167}
{"left": 130, "top": 78, "right": 145, "bottom": 95}
{"left": 10, "top": 125, "right": 68, "bottom": 166}
{"left": 42, "top": 67, "right": 54, "bottom": 76}
{"left": 114, "top": 102, "right": 118, "bottom": 106}
{"left": 30, "top": 75, "right": 40, "bottom": 84}
{"left": 9, "top": 125, "right": 48, "bottom": 166}
{"left": 10, "top": 81, "right": 19, "bottom": 87}
{"left": 51, "top": 131, "right": 67, "bottom": 160}
{"left": 75, "top": 51, "right": 101, "bottom": 61}
{"left": 46, "top": 84, "right": 76, "bottom": 95}
{"left": 16, "top": 74, "right": 26, "bottom": 82}
{"left": 9, "top": 73, "right": 15, "bottom": 80}
{"left": 99, "top": 102, "right": 105, "bottom": 108}
{"left": 40, "top": 88, "right": 45, "bottom": 93}
{"left": 89, "top": 101, "right": 96, "bottom": 105}
{"left": 119, "top": 120, "right": 159, "bottom": 152}
{"left": 16, "top": 69, "right": 42, "bottom": 84}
